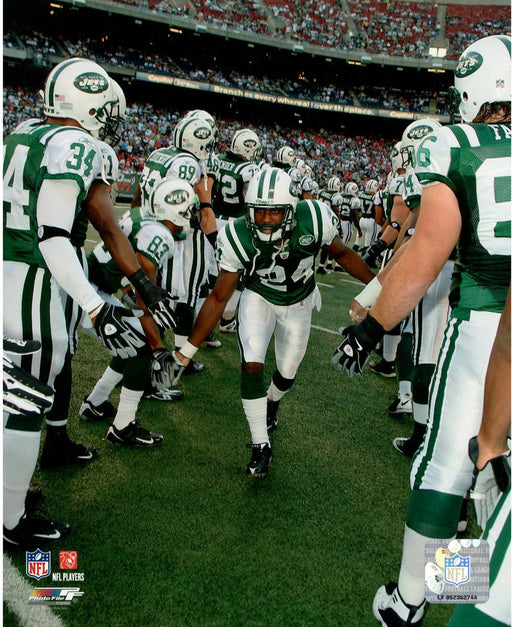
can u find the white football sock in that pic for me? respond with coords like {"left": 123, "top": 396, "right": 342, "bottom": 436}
{"left": 397, "top": 525, "right": 429, "bottom": 606}
{"left": 87, "top": 366, "right": 123, "bottom": 406}
{"left": 399, "top": 380, "right": 412, "bottom": 400}
{"left": 267, "top": 381, "right": 287, "bottom": 403}
{"left": 412, "top": 402, "right": 428, "bottom": 426}
{"left": 3, "top": 426, "right": 41, "bottom": 529}
{"left": 383, "top": 334, "right": 401, "bottom": 362}
{"left": 112, "top": 387, "right": 144, "bottom": 430}
{"left": 242, "top": 397, "right": 269, "bottom": 445}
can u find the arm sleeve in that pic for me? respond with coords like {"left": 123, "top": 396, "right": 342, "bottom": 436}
{"left": 37, "top": 179, "right": 104, "bottom": 315}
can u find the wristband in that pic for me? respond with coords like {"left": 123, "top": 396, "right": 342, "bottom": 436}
{"left": 179, "top": 340, "right": 198, "bottom": 360}
{"left": 354, "top": 275, "right": 382, "bottom": 309}
{"left": 206, "top": 230, "right": 218, "bottom": 247}
{"left": 405, "top": 227, "right": 415, "bottom": 238}
{"left": 390, "top": 221, "right": 401, "bottom": 232}
{"left": 200, "top": 202, "right": 212, "bottom": 210}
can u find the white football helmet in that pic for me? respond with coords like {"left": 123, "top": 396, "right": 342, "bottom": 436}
{"left": 42, "top": 57, "right": 119, "bottom": 135}
{"left": 390, "top": 141, "right": 403, "bottom": 174}
{"left": 327, "top": 176, "right": 342, "bottom": 192}
{"left": 173, "top": 116, "right": 215, "bottom": 161}
{"left": 288, "top": 167, "right": 303, "bottom": 183}
{"left": 97, "top": 79, "right": 126, "bottom": 146}
{"left": 275, "top": 146, "right": 297, "bottom": 167}
{"left": 365, "top": 179, "right": 379, "bottom": 194}
{"left": 345, "top": 182, "right": 359, "bottom": 196}
{"left": 148, "top": 178, "right": 198, "bottom": 229}
{"left": 230, "top": 128, "right": 261, "bottom": 162}
{"left": 452, "top": 35, "right": 511, "bottom": 123}
{"left": 245, "top": 167, "right": 298, "bottom": 243}
{"left": 183, "top": 108, "right": 216, "bottom": 129}
{"left": 303, "top": 164, "right": 313, "bottom": 178}
{"left": 400, "top": 118, "right": 442, "bottom": 168}
{"left": 295, "top": 158, "right": 308, "bottom": 177}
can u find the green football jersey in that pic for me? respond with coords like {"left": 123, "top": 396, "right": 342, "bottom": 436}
{"left": 4, "top": 119, "right": 102, "bottom": 267}
{"left": 212, "top": 152, "right": 258, "bottom": 219}
{"left": 88, "top": 207, "right": 175, "bottom": 294}
{"left": 138, "top": 147, "right": 201, "bottom": 210}
{"left": 359, "top": 191, "right": 376, "bottom": 219}
{"left": 216, "top": 199, "right": 339, "bottom": 305}
{"left": 318, "top": 189, "right": 336, "bottom": 207}
{"left": 416, "top": 122, "right": 511, "bottom": 317}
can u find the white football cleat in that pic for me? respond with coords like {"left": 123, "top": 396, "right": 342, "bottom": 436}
{"left": 373, "top": 582, "right": 425, "bottom": 626}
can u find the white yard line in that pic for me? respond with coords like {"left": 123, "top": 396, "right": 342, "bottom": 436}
{"left": 3, "top": 553, "right": 65, "bottom": 627}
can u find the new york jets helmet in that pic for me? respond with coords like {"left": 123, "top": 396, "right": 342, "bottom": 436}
{"left": 400, "top": 118, "right": 442, "bottom": 168}
{"left": 183, "top": 108, "right": 216, "bottom": 129}
{"left": 389, "top": 141, "right": 403, "bottom": 174}
{"left": 327, "top": 176, "right": 342, "bottom": 192}
{"left": 245, "top": 167, "right": 298, "bottom": 243}
{"left": 345, "top": 182, "right": 359, "bottom": 196}
{"left": 295, "top": 158, "right": 308, "bottom": 176}
{"left": 275, "top": 146, "right": 297, "bottom": 167}
{"left": 42, "top": 57, "right": 119, "bottom": 135}
{"left": 303, "top": 164, "right": 313, "bottom": 178}
{"left": 365, "top": 179, "right": 379, "bottom": 194}
{"left": 173, "top": 116, "right": 215, "bottom": 161}
{"left": 230, "top": 128, "right": 261, "bottom": 161}
{"left": 96, "top": 78, "right": 126, "bottom": 146}
{"left": 451, "top": 35, "right": 511, "bottom": 123}
{"left": 148, "top": 178, "right": 199, "bottom": 229}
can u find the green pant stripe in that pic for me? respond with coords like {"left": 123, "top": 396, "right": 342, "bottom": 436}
{"left": 414, "top": 318, "right": 461, "bottom": 487}
{"left": 20, "top": 266, "right": 38, "bottom": 373}
{"left": 485, "top": 492, "right": 511, "bottom": 588}
{"left": 39, "top": 270, "right": 54, "bottom": 384}
{"left": 412, "top": 298, "right": 423, "bottom": 364}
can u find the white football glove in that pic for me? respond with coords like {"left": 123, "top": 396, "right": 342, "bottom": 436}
{"left": 468, "top": 436, "right": 511, "bottom": 529}
{"left": 151, "top": 349, "right": 185, "bottom": 390}
{"left": 3, "top": 339, "right": 55, "bottom": 417}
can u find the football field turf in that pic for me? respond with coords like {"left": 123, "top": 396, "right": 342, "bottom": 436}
{"left": 4, "top": 221, "right": 475, "bottom": 626}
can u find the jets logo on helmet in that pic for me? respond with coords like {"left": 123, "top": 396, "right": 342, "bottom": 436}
{"left": 73, "top": 73, "right": 109, "bottom": 94}
{"left": 455, "top": 52, "right": 483, "bottom": 78}
{"left": 193, "top": 127, "right": 211, "bottom": 140}
{"left": 406, "top": 124, "right": 436, "bottom": 141}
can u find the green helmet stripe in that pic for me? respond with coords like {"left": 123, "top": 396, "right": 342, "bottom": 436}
{"left": 176, "top": 119, "right": 192, "bottom": 149}
{"left": 496, "top": 35, "right": 511, "bottom": 56}
{"left": 47, "top": 58, "right": 81, "bottom": 107}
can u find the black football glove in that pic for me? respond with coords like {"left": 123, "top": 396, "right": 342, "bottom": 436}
{"left": 362, "top": 239, "right": 387, "bottom": 268}
{"left": 3, "top": 354, "right": 54, "bottom": 417}
{"left": 332, "top": 315, "right": 384, "bottom": 377}
{"left": 151, "top": 349, "right": 181, "bottom": 390}
{"left": 468, "top": 436, "right": 511, "bottom": 528}
{"left": 129, "top": 269, "right": 177, "bottom": 330}
{"left": 94, "top": 303, "right": 147, "bottom": 359}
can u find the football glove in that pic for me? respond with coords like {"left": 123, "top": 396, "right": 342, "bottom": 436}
{"left": 94, "top": 303, "right": 147, "bottom": 359}
{"left": 332, "top": 315, "right": 384, "bottom": 377}
{"left": 128, "top": 269, "right": 177, "bottom": 330}
{"left": 3, "top": 355, "right": 54, "bottom": 417}
{"left": 151, "top": 349, "right": 174, "bottom": 391}
{"left": 362, "top": 239, "right": 386, "bottom": 268}
{"left": 468, "top": 436, "right": 511, "bottom": 528}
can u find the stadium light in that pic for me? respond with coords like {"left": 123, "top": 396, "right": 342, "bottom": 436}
{"left": 429, "top": 45, "right": 447, "bottom": 58}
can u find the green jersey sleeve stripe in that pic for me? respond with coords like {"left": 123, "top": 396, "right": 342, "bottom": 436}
{"left": 450, "top": 125, "right": 478, "bottom": 149}
{"left": 225, "top": 222, "right": 251, "bottom": 263}
{"left": 307, "top": 200, "right": 323, "bottom": 242}
{"left": 417, "top": 172, "right": 457, "bottom": 194}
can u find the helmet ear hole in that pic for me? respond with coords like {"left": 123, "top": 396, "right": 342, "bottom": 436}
{"left": 462, "top": 92, "right": 468, "bottom": 101}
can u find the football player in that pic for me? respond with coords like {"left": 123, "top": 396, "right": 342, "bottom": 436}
{"left": 80, "top": 178, "right": 198, "bottom": 445}
{"left": 3, "top": 58, "right": 172, "bottom": 543}
{"left": 272, "top": 145, "right": 297, "bottom": 172}
{"left": 134, "top": 112, "right": 218, "bottom": 372}
{"left": 171, "top": 167, "right": 374, "bottom": 478}
{"left": 211, "top": 128, "right": 261, "bottom": 332}
{"left": 317, "top": 175, "right": 343, "bottom": 273}
{"left": 332, "top": 35, "right": 511, "bottom": 626}
{"left": 353, "top": 179, "right": 380, "bottom": 253}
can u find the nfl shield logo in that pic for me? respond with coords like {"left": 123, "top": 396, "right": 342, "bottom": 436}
{"left": 26, "top": 549, "right": 51, "bottom": 580}
{"left": 444, "top": 554, "right": 470, "bottom": 587}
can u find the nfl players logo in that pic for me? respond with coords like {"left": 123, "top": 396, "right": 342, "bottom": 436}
{"left": 444, "top": 554, "right": 470, "bottom": 586}
{"left": 26, "top": 549, "right": 51, "bottom": 580}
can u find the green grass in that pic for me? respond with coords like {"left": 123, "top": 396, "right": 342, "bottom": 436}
{"left": 4, "top": 228, "right": 477, "bottom": 626}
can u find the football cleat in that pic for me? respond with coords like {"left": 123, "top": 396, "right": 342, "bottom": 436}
{"left": 246, "top": 443, "right": 272, "bottom": 478}
{"left": 373, "top": 582, "right": 425, "bottom": 627}
{"left": 388, "top": 394, "right": 413, "bottom": 416}
{"left": 183, "top": 359, "right": 205, "bottom": 375}
{"left": 219, "top": 317, "right": 237, "bottom": 333}
{"left": 316, "top": 266, "right": 327, "bottom": 275}
{"left": 106, "top": 420, "right": 163, "bottom": 447}
{"left": 267, "top": 399, "right": 279, "bottom": 432}
{"left": 4, "top": 512, "right": 70, "bottom": 547}
{"left": 143, "top": 388, "right": 184, "bottom": 401}
{"left": 39, "top": 432, "right": 97, "bottom": 469}
{"left": 393, "top": 437, "right": 420, "bottom": 459}
{"left": 79, "top": 397, "right": 117, "bottom": 422}
{"left": 201, "top": 332, "right": 222, "bottom": 348}
{"left": 25, "top": 487, "right": 44, "bottom": 513}
{"left": 369, "top": 358, "right": 396, "bottom": 378}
